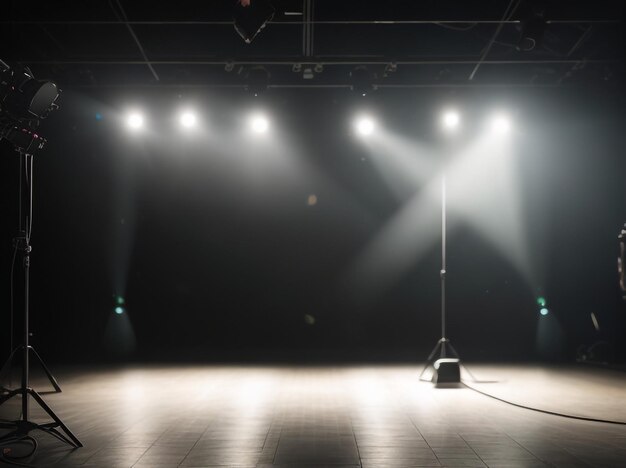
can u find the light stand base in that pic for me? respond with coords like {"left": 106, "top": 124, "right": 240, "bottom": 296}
{"left": 0, "top": 387, "right": 82, "bottom": 449}
{"left": 419, "top": 338, "right": 460, "bottom": 382}
{"left": 0, "top": 345, "right": 62, "bottom": 394}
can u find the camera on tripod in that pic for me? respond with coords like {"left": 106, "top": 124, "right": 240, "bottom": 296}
{"left": 0, "top": 58, "right": 60, "bottom": 154}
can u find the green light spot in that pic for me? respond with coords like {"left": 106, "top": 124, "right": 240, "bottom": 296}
{"left": 116, "top": 296, "right": 125, "bottom": 305}
{"left": 114, "top": 306, "right": 124, "bottom": 315}
{"left": 536, "top": 297, "right": 546, "bottom": 307}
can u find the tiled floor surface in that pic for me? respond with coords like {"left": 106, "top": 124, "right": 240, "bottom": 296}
{"left": 1, "top": 364, "right": 626, "bottom": 467}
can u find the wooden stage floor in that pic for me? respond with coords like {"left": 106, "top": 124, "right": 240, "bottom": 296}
{"left": 1, "top": 364, "right": 626, "bottom": 467}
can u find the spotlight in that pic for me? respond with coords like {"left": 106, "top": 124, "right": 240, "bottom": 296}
{"left": 233, "top": 0, "right": 275, "bottom": 44}
{"left": 250, "top": 113, "right": 269, "bottom": 134}
{"left": 491, "top": 114, "right": 511, "bottom": 134}
{"left": 354, "top": 116, "right": 375, "bottom": 136}
{"left": 115, "top": 306, "right": 125, "bottom": 315}
{"left": 179, "top": 111, "right": 197, "bottom": 129}
{"left": 126, "top": 112, "right": 144, "bottom": 130}
{"left": 540, "top": 307, "right": 549, "bottom": 316}
{"left": 442, "top": 110, "right": 460, "bottom": 130}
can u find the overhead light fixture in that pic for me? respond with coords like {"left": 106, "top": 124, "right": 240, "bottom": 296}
{"left": 250, "top": 113, "right": 269, "bottom": 134}
{"left": 354, "top": 116, "right": 375, "bottom": 136}
{"left": 442, "top": 110, "right": 460, "bottom": 130}
{"left": 233, "top": 0, "right": 275, "bottom": 44}
{"left": 126, "top": 112, "right": 144, "bottom": 130}
{"left": 179, "top": 111, "right": 197, "bottom": 129}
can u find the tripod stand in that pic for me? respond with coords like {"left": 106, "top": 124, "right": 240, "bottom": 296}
{"left": 419, "top": 175, "right": 462, "bottom": 381}
{"left": 0, "top": 150, "right": 82, "bottom": 449}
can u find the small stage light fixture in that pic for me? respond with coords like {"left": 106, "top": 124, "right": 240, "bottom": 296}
{"left": 126, "top": 112, "right": 144, "bottom": 130}
{"left": 442, "top": 110, "right": 460, "bottom": 130}
{"left": 355, "top": 116, "right": 375, "bottom": 136}
{"left": 115, "top": 306, "right": 125, "bottom": 315}
{"left": 540, "top": 307, "right": 549, "bottom": 316}
{"left": 250, "top": 113, "right": 269, "bottom": 134}
{"left": 179, "top": 111, "right": 197, "bottom": 129}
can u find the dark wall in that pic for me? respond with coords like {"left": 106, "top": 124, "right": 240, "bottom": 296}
{"left": 1, "top": 85, "right": 624, "bottom": 364}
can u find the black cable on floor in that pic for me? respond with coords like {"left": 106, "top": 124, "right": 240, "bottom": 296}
{"left": 0, "top": 435, "right": 37, "bottom": 467}
{"left": 462, "top": 380, "right": 626, "bottom": 426}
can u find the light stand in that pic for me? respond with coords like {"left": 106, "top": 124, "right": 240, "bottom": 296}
{"left": 419, "top": 174, "right": 462, "bottom": 381}
{"left": 0, "top": 150, "right": 82, "bottom": 449}
{"left": 0, "top": 154, "right": 62, "bottom": 392}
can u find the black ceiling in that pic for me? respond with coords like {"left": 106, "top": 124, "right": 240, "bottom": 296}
{"left": 2, "top": 0, "right": 623, "bottom": 88}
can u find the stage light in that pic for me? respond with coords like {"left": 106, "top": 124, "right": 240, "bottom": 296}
{"left": 250, "top": 114, "right": 269, "bottom": 134}
{"left": 115, "top": 306, "right": 125, "bottom": 315}
{"left": 540, "top": 307, "right": 549, "bottom": 316}
{"left": 491, "top": 114, "right": 511, "bottom": 134}
{"left": 355, "top": 116, "right": 375, "bottom": 136}
{"left": 442, "top": 110, "right": 460, "bottom": 130}
{"left": 126, "top": 112, "right": 144, "bottom": 130}
{"left": 179, "top": 111, "right": 197, "bottom": 129}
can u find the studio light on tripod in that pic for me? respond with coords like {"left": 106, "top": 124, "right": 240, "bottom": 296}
{"left": 0, "top": 60, "right": 59, "bottom": 121}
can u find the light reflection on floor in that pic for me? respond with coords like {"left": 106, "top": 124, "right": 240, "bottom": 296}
{"left": 1, "top": 364, "right": 625, "bottom": 467}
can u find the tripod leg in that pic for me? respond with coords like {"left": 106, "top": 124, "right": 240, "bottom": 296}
{"left": 0, "top": 388, "right": 20, "bottom": 407}
{"left": 28, "top": 389, "right": 82, "bottom": 448}
{"left": 419, "top": 341, "right": 443, "bottom": 381}
{"left": 446, "top": 342, "right": 460, "bottom": 359}
{"left": 29, "top": 347, "right": 62, "bottom": 392}
{"left": 0, "top": 346, "right": 22, "bottom": 390}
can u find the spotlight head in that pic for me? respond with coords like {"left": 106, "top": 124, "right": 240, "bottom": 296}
{"left": 442, "top": 110, "right": 460, "bottom": 130}
{"left": 233, "top": 0, "right": 275, "bottom": 44}
{"left": 354, "top": 116, "right": 375, "bottom": 136}
{"left": 250, "top": 113, "right": 269, "bottom": 134}
{"left": 0, "top": 62, "right": 59, "bottom": 121}
{"left": 115, "top": 306, "right": 125, "bottom": 315}
{"left": 179, "top": 111, "right": 197, "bottom": 129}
{"left": 126, "top": 112, "right": 144, "bottom": 130}
{"left": 491, "top": 114, "right": 511, "bottom": 134}
{"left": 540, "top": 307, "right": 549, "bottom": 316}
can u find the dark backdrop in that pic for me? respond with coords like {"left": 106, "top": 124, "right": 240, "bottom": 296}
{"left": 1, "top": 85, "right": 625, "bottom": 364}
